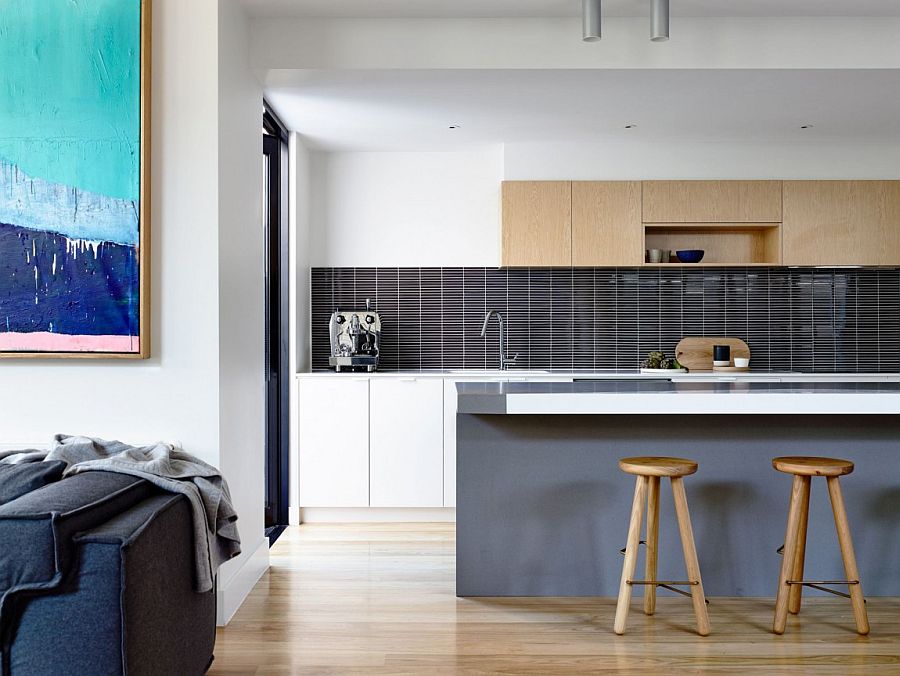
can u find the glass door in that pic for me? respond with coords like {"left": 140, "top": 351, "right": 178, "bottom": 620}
{"left": 263, "top": 104, "right": 290, "bottom": 541}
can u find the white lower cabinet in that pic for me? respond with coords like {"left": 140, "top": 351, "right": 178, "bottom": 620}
{"left": 369, "top": 378, "right": 444, "bottom": 507}
{"left": 297, "top": 378, "right": 370, "bottom": 507}
{"left": 442, "top": 380, "right": 458, "bottom": 508}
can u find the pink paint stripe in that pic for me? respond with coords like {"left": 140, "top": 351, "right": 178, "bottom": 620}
{"left": 0, "top": 333, "right": 140, "bottom": 353}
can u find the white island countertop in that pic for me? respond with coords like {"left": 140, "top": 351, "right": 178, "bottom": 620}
{"left": 456, "top": 380, "right": 900, "bottom": 415}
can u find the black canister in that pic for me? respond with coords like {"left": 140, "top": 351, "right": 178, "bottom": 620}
{"left": 713, "top": 344, "right": 731, "bottom": 363}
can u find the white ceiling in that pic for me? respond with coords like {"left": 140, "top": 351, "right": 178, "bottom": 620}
{"left": 243, "top": 0, "right": 900, "bottom": 19}
{"left": 264, "top": 69, "right": 900, "bottom": 151}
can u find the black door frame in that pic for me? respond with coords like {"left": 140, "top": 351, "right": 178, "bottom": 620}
{"left": 263, "top": 102, "right": 290, "bottom": 541}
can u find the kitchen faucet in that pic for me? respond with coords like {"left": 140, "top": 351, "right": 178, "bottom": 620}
{"left": 480, "top": 310, "right": 518, "bottom": 370}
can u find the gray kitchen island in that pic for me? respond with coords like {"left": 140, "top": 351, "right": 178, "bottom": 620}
{"left": 455, "top": 380, "right": 900, "bottom": 597}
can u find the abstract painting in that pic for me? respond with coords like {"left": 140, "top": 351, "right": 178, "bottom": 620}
{"left": 0, "top": 0, "right": 149, "bottom": 358}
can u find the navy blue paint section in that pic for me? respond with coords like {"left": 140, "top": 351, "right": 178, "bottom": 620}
{"left": 0, "top": 221, "right": 138, "bottom": 336}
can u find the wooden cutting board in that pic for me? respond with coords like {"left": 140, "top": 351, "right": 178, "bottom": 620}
{"left": 675, "top": 337, "right": 751, "bottom": 372}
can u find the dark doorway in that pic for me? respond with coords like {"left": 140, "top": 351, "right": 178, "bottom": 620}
{"left": 263, "top": 102, "right": 290, "bottom": 544}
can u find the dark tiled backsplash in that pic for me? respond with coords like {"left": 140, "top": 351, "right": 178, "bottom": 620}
{"left": 311, "top": 267, "right": 900, "bottom": 373}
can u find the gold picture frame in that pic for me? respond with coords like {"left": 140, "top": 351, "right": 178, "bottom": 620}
{"left": 0, "top": 0, "right": 151, "bottom": 359}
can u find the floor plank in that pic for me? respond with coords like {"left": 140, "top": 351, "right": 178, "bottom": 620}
{"left": 210, "top": 524, "right": 900, "bottom": 675}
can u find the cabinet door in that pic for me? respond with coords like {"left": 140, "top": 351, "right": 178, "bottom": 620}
{"left": 643, "top": 181, "right": 782, "bottom": 223}
{"left": 572, "top": 181, "right": 643, "bottom": 265}
{"left": 783, "top": 181, "right": 900, "bottom": 266}
{"left": 442, "top": 380, "right": 458, "bottom": 508}
{"left": 370, "top": 378, "right": 444, "bottom": 507}
{"left": 297, "top": 378, "right": 370, "bottom": 507}
{"left": 502, "top": 181, "right": 572, "bottom": 266}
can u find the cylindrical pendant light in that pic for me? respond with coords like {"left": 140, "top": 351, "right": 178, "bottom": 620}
{"left": 650, "top": 0, "right": 669, "bottom": 42}
{"left": 582, "top": 0, "right": 601, "bottom": 42}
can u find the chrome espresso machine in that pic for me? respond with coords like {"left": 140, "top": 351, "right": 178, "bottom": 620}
{"left": 328, "top": 299, "right": 381, "bottom": 372}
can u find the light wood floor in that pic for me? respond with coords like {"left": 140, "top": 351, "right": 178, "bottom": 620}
{"left": 210, "top": 524, "right": 900, "bottom": 675}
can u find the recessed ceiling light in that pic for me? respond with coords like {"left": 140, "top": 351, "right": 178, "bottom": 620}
{"left": 624, "top": 124, "right": 637, "bottom": 129}
{"left": 800, "top": 124, "right": 815, "bottom": 129}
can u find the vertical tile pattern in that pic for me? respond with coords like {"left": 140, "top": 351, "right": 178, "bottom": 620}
{"left": 484, "top": 268, "right": 509, "bottom": 370}
{"left": 420, "top": 268, "right": 443, "bottom": 371}
{"left": 440, "top": 268, "right": 465, "bottom": 369}
{"left": 833, "top": 270, "right": 857, "bottom": 372}
{"left": 747, "top": 268, "right": 770, "bottom": 371}
{"left": 615, "top": 269, "right": 640, "bottom": 370}
{"left": 594, "top": 269, "right": 617, "bottom": 370}
{"left": 550, "top": 268, "right": 574, "bottom": 370}
{"left": 463, "top": 268, "right": 487, "bottom": 369}
{"left": 768, "top": 269, "right": 793, "bottom": 372}
{"left": 702, "top": 268, "right": 727, "bottom": 336}
{"left": 857, "top": 269, "right": 880, "bottom": 373}
{"left": 879, "top": 271, "right": 900, "bottom": 372}
{"left": 375, "top": 268, "right": 399, "bottom": 370}
{"left": 310, "top": 268, "right": 333, "bottom": 372}
{"left": 638, "top": 268, "right": 661, "bottom": 361}
{"left": 681, "top": 267, "right": 705, "bottom": 347}
{"left": 507, "top": 269, "right": 530, "bottom": 370}
{"left": 528, "top": 269, "right": 553, "bottom": 370}
{"left": 397, "top": 268, "right": 421, "bottom": 370}
{"left": 311, "top": 267, "right": 900, "bottom": 373}
{"left": 573, "top": 268, "right": 595, "bottom": 370}
{"left": 658, "top": 267, "right": 683, "bottom": 357}
{"left": 811, "top": 270, "right": 836, "bottom": 372}
{"left": 789, "top": 270, "right": 814, "bottom": 372}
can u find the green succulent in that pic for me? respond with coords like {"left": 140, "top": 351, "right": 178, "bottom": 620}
{"left": 642, "top": 351, "right": 684, "bottom": 370}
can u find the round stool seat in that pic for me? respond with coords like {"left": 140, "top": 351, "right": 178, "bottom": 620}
{"left": 618, "top": 456, "right": 698, "bottom": 477}
{"left": 772, "top": 456, "right": 854, "bottom": 477}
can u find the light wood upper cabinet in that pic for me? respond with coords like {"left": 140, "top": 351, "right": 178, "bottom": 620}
{"left": 501, "top": 181, "right": 572, "bottom": 266}
{"left": 572, "top": 181, "right": 643, "bottom": 266}
{"left": 643, "top": 180, "right": 782, "bottom": 223}
{"left": 783, "top": 181, "right": 900, "bottom": 266}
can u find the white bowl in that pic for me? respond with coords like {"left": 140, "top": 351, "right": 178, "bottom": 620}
{"left": 734, "top": 357, "right": 750, "bottom": 368}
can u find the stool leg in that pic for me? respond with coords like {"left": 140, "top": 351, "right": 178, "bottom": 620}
{"left": 774, "top": 474, "right": 806, "bottom": 634}
{"left": 643, "top": 476, "right": 661, "bottom": 616}
{"left": 671, "top": 476, "right": 710, "bottom": 637}
{"left": 614, "top": 475, "right": 648, "bottom": 635}
{"left": 788, "top": 476, "right": 811, "bottom": 615}
{"left": 827, "top": 476, "right": 870, "bottom": 635}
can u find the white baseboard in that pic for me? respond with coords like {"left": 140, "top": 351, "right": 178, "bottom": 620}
{"left": 216, "top": 536, "right": 269, "bottom": 626}
{"left": 300, "top": 507, "right": 456, "bottom": 523}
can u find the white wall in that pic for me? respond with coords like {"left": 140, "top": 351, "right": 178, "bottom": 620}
{"left": 252, "top": 16, "right": 900, "bottom": 71}
{"left": 293, "top": 136, "right": 313, "bottom": 372}
{"left": 0, "top": 2, "right": 221, "bottom": 458}
{"left": 503, "top": 141, "right": 900, "bottom": 180}
{"left": 216, "top": 0, "right": 268, "bottom": 621}
{"left": 309, "top": 147, "right": 503, "bottom": 267}
{"left": 289, "top": 133, "right": 312, "bottom": 523}
{"left": 0, "top": 0, "right": 267, "bottom": 625}
{"left": 302, "top": 138, "right": 900, "bottom": 271}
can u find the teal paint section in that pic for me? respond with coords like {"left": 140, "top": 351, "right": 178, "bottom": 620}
{"left": 0, "top": 0, "right": 141, "bottom": 201}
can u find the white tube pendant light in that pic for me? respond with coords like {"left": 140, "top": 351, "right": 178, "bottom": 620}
{"left": 583, "top": 0, "right": 601, "bottom": 42}
{"left": 650, "top": 0, "right": 669, "bottom": 41}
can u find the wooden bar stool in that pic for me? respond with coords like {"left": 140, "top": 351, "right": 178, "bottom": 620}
{"left": 772, "top": 456, "right": 869, "bottom": 636}
{"left": 614, "top": 456, "right": 710, "bottom": 636}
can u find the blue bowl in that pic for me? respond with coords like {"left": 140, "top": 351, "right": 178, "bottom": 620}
{"left": 676, "top": 249, "right": 705, "bottom": 263}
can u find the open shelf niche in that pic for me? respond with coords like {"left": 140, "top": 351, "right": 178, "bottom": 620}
{"left": 643, "top": 222, "right": 782, "bottom": 266}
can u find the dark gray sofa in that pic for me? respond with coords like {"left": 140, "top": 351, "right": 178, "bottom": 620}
{"left": 0, "top": 471, "right": 216, "bottom": 675}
